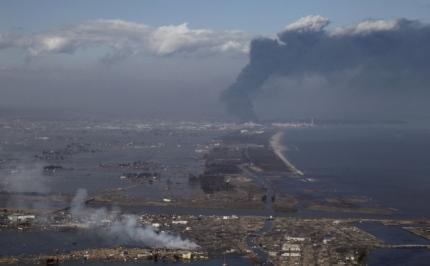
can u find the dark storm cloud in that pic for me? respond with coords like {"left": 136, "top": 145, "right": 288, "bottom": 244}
{"left": 221, "top": 16, "right": 430, "bottom": 121}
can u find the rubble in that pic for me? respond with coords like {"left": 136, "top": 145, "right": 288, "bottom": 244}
{"left": 43, "top": 165, "right": 64, "bottom": 173}
{"left": 0, "top": 247, "right": 208, "bottom": 265}
{"left": 7, "top": 214, "right": 36, "bottom": 224}
{"left": 257, "top": 218, "right": 379, "bottom": 265}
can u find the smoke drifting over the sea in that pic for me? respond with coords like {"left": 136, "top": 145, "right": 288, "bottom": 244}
{"left": 221, "top": 15, "right": 430, "bottom": 121}
{"left": 71, "top": 189, "right": 199, "bottom": 250}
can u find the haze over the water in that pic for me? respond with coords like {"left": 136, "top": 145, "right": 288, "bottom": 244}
{"left": 1, "top": 0, "right": 430, "bottom": 121}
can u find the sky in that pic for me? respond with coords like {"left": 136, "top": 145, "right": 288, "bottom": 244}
{"left": 2, "top": 0, "right": 430, "bottom": 33}
{"left": 1, "top": 1, "right": 430, "bottom": 121}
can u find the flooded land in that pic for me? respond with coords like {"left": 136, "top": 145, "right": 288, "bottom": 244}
{"left": 1, "top": 118, "right": 430, "bottom": 265}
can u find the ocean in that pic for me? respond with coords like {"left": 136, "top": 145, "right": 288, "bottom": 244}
{"left": 282, "top": 123, "right": 430, "bottom": 218}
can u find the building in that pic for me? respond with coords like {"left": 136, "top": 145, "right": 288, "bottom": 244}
{"left": 172, "top": 220, "right": 188, "bottom": 225}
{"left": 7, "top": 214, "right": 36, "bottom": 224}
{"left": 281, "top": 252, "right": 301, "bottom": 257}
{"left": 285, "top": 236, "right": 306, "bottom": 242}
{"left": 181, "top": 252, "right": 192, "bottom": 260}
{"left": 282, "top": 243, "right": 301, "bottom": 252}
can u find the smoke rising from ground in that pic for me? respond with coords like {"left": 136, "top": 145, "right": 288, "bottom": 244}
{"left": 221, "top": 16, "right": 430, "bottom": 121}
{"left": 0, "top": 164, "right": 51, "bottom": 209}
{"left": 1, "top": 165, "right": 49, "bottom": 194}
{"left": 71, "top": 188, "right": 199, "bottom": 250}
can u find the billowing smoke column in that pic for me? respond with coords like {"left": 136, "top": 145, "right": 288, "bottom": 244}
{"left": 221, "top": 15, "right": 430, "bottom": 121}
{"left": 71, "top": 189, "right": 199, "bottom": 250}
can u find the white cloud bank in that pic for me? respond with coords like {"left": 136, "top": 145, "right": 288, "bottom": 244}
{"left": 284, "top": 15, "right": 330, "bottom": 32}
{"left": 0, "top": 20, "right": 251, "bottom": 62}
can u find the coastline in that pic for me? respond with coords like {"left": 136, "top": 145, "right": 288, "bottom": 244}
{"left": 270, "top": 131, "right": 304, "bottom": 176}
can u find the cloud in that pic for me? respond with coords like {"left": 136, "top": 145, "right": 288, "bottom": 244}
{"left": 0, "top": 33, "right": 20, "bottom": 49}
{"left": 284, "top": 15, "right": 330, "bottom": 32}
{"left": 147, "top": 23, "right": 246, "bottom": 55}
{"left": 26, "top": 20, "right": 150, "bottom": 57}
{"left": 221, "top": 16, "right": 430, "bottom": 121}
{"left": 0, "top": 20, "right": 250, "bottom": 62}
{"left": 331, "top": 18, "right": 403, "bottom": 35}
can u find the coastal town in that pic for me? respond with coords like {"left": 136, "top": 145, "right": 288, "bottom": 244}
{"left": 1, "top": 119, "right": 430, "bottom": 265}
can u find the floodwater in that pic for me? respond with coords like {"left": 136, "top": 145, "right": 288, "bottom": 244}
{"left": 0, "top": 123, "right": 216, "bottom": 209}
{"left": 356, "top": 222, "right": 430, "bottom": 266}
{"left": 367, "top": 248, "right": 430, "bottom": 266}
{"left": 2, "top": 256, "right": 254, "bottom": 266}
{"left": 0, "top": 230, "right": 255, "bottom": 265}
{"left": 59, "top": 257, "right": 254, "bottom": 266}
{"left": 356, "top": 222, "right": 430, "bottom": 245}
{"left": 0, "top": 230, "right": 118, "bottom": 257}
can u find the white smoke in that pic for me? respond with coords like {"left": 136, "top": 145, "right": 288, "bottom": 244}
{"left": 1, "top": 164, "right": 49, "bottom": 194}
{"left": 70, "top": 188, "right": 199, "bottom": 250}
{"left": 0, "top": 164, "right": 51, "bottom": 209}
{"left": 108, "top": 215, "right": 199, "bottom": 249}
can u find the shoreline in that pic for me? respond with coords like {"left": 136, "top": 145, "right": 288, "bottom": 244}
{"left": 270, "top": 131, "right": 304, "bottom": 176}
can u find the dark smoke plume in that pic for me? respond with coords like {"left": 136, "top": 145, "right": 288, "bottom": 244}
{"left": 221, "top": 15, "right": 430, "bottom": 121}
